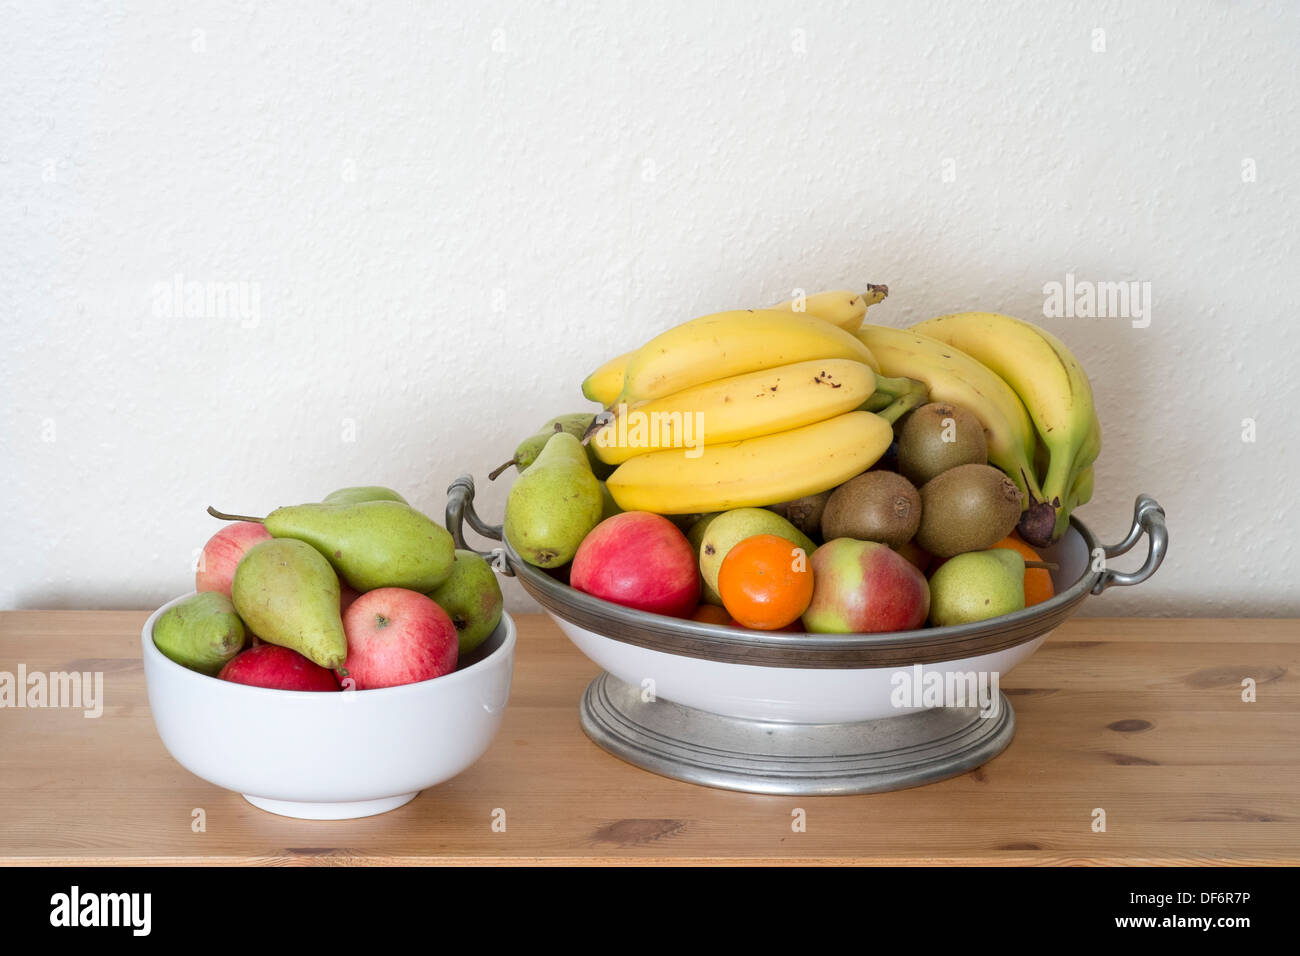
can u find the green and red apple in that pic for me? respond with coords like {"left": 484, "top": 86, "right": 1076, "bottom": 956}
{"left": 803, "top": 538, "right": 930, "bottom": 633}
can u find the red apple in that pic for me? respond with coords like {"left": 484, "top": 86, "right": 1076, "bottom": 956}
{"left": 803, "top": 538, "right": 930, "bottom": 633}
{"left": 196, "top": 522, "right": 272, "bottom": 597}
{"left": 570, "top": 512, "right": 700, "bottom": 617}
{"left": 342, "top": 588, "right": 458, "bottom": 689}
{"left": 218, "top": 644, "right": 341, "bottom": 691}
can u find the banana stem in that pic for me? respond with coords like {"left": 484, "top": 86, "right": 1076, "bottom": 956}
{"left": 207, "top": 506, "right": 264, "bottom": 523}
{"left": 860, "top": 391, "right": 892, "bottom": 413}
{"left": 861, "top": 374, "right": 927, "bottom": 417}
{"left": 874, "top": 382, "right": 928, "bottom": 425}
{"left": 871, "top": 374, "right": 923, "bottom": 399}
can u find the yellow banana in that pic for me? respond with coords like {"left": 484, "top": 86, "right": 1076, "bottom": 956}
{"left": 912, "top": 311, "right": 1097, "bottom": 546}
{"left": 606, "top": 410, "right": 893, "bottom": 514}
{"left": 1069, "top": 412, "right": 1102, "bottom": 485}
{"left": 591, "top": 359, "right": 876, "bottom": 466}
{"left": 769, "top": 285, "right": 889, "bottom": 333}
{"left": 617, "top": 310, "right": 878, "bottom": 406}
{"left": 581, "top": 290, "right": 887, "bottom": 404}
{"left": 1070, "top": 465, "right": 1094, "bottom": 509}
{"left": 581, "top": 350, "right": 632, "bottom": 405}
{"left": 1051, "top": 412, "right": 1101, "bottom": 538}
{"left": 854, "top": 324, "right": 1043, "bottom": 507}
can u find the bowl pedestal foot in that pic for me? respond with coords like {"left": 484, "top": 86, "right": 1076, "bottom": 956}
{"left": 242, "top": 792, "right": 419, "bottom": 820}
{"left": 579, "top": 673, "right": 1015, "bottom": 796}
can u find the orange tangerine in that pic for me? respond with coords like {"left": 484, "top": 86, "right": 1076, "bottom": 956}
{"left": 991, "top": 533, "right": 1054, "bottom": 607}
{"left": 690, "top": 603, "right": 734, "bottom": 625}
{"left": 717, "top": 533, "right": 815, "bottom": 631}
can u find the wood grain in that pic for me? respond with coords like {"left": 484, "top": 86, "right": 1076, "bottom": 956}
{"left": 0, "top": 611, "right": 1296, "bottom": 866}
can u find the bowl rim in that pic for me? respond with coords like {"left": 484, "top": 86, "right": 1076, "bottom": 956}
{"left": 142, "top": 593, "right": 517, "bottom": 701}
{"left": 505, "top": 517, "right": 1100, "bottom": 668}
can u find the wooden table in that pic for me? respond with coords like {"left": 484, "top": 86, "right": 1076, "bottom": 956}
{"left": 0, "top": 611, "right": 1296, "bottom": 865}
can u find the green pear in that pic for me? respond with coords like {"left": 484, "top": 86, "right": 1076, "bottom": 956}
{"left": 927, "top": 548, "right": 1026, "bottom": 627}
{"left": 504, "top": 432, "right": 603, "bottom": 568}
{"left": 209, "top": 500, "right": 455, "bottom": 592}
{"left": 231, "top": 538, "right": 348, "bottom": 670}
{"left": 322, "top": 485, "right": 407, "bottom": 505}
{"left": 153, "top": 591, "right": 246, "bottom": 676}
{"left": 686, "top": 513, "right": 724, "bottom": 605}
{"left": 427, "top": 550, "right": 504, "bottom": 655}
{"left": 698, "top": 508, "right": 816, "bottom": 597}
{"left": 491, "top": 413, "right": 614, "bottom": 480}
{"left": 262, "top": 501, "right": 454, "bottom": 592}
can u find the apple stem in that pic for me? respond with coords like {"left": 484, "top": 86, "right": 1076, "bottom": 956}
{"left": 207, "top": 506, "right": 265, "bottom": 523}
{"left": 1024, "top": 560, "right": 1059, "bottom": 571}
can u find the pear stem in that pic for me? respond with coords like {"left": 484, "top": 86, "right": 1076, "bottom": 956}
{"left": 207, "top": 506, "right": 265, "bottom": 523}
{"left": 581, "top": 413, "right": 611, "bottom": 444}
{"left": 487, "top": 459, "right": 517, "bottom": 481}
{"left": 1024, "top": 560, "right": 1059, "bottom": 571}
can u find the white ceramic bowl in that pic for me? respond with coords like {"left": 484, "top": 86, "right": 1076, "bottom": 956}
{"left": 142, "top": 593, "right": 515, "bottom": 819}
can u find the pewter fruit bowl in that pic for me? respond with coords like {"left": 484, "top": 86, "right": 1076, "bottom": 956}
{"left": 446, "top": 475, "right": 1166, "bottom": 795}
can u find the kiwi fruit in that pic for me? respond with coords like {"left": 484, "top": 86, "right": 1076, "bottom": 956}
{"left": 820, "top": 472, "right": 921, "bottom": 549}
{"left": 916, "top": 463, "right": 1023, "bottom": 558}
{"left": 898, "top": 402, "right": 988, "bottom": 486}
{"left": 769, "top": 491, "right": 831, "bottom": 540}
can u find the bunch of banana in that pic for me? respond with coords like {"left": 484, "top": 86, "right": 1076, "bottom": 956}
{"left": 911, "top": 311, "right": 1101, "bottom": 546}
{"left": 578, "top": 296, "right": 915, "bottom": 514}
{"left": 579, "top": 286, "right": 890, "bottom": 405}
{"left": 855, "top": 324, "right": 1047, "bottom": 511}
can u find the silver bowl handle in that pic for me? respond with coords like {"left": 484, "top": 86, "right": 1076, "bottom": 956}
{"left": 1092, "top": 494, "right": 1167, "bottom": 594}
{"left": 445, "top": 474, "right": 514, "bottom": 577}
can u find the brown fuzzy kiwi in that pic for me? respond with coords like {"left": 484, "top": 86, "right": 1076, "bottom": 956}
{"left": 898, "top": 402, "right": 988, "bottom": 486}
{"left": 820, "top": 472, "right": 921, "bottom": 549}
{"left": 769, "top": 491, "right": 831, "bottom": 540}
{"left": 916, "top": 463, "right": 1023, "bottom": 558}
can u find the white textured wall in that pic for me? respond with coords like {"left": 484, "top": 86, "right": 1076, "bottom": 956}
{"left": 2, "top": 1, "right": 1297, "bottom": 617}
